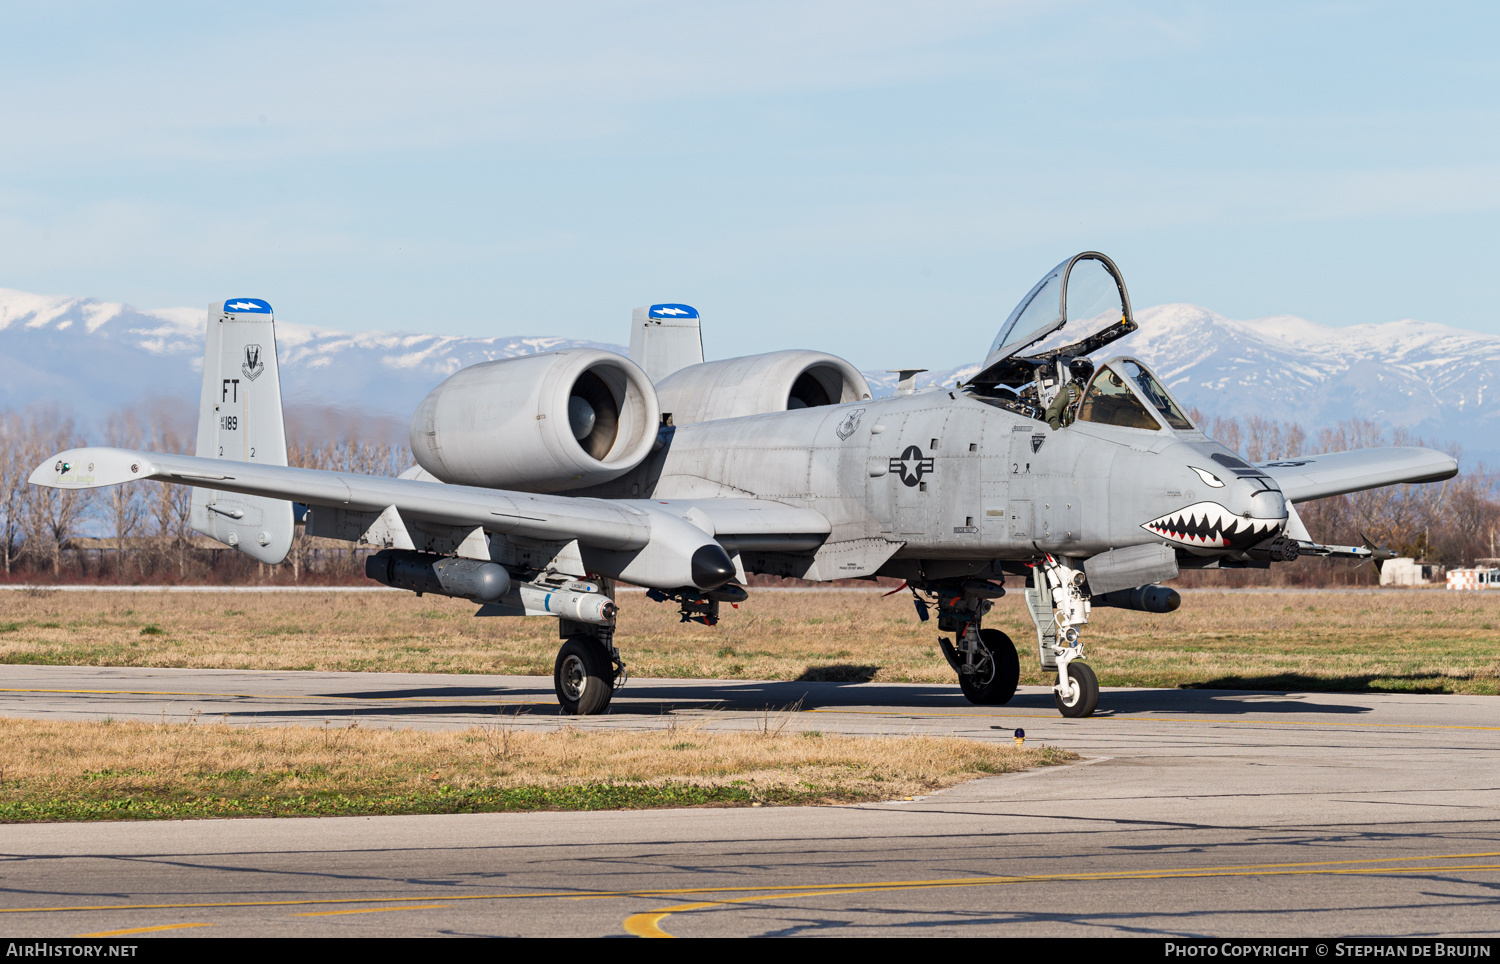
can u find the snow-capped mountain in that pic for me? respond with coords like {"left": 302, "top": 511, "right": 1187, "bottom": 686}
{"left": 878, "top": 304, "right": 1500, "bottom": 462}
{"left": 1118, "top": 304, "right": 1498, "bottom": 444}
{"left": 2, "top": 287, "right": 1496, "bottom": 463}
{"left": 0, "top": 288, "right": 617, "bottom": 437}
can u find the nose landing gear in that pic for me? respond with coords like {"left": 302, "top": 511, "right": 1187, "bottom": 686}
{"left": 1027, "top": 556, "right": 1099, "bottom": 718}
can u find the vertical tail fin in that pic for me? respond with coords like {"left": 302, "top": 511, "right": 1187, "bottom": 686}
{"left": 629, "top": 304, "right": 703, "bottom": 383}
{"left": 188, "top": 298, "right": 295, "bottom": 564}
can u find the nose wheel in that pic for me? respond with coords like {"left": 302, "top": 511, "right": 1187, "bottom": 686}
{"left": 1053, "top": 659, "right": 1098, "bottom": 718}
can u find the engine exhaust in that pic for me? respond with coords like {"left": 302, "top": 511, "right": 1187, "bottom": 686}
{"left": 366, "top": 549, "right": 511, "bottom": 604}
{"left": 1091, "top": 584, "right": 1181, "bottom": 613}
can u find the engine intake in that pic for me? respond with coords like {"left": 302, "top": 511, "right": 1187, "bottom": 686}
{"left": 655, "top": 350, "right": 871, "bottom": 425}
{"left": 410, "top": 349, "right": 660, "bottom": 491}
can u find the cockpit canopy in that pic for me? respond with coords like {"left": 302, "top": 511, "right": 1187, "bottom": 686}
{"left": 971, "top": 251, "right": 1137, "bottom": 390}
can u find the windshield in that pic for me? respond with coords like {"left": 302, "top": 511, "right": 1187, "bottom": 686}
{"left": 1119, "top": 358, "right": 1194, "bottom": 430}
{"left": 1077, "top": 364, "right": 1159, "bottom": 431}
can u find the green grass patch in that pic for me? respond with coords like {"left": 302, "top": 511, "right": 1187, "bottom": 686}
{"left": 0, "top": 717, "right": 1070, "bottom": 823}
{"left": 0, "top": 782, "right": 799, "bottom": 823}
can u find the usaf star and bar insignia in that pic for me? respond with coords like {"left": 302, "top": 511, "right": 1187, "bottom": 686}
{"left": 889, "top": 445, "right": 934, "bottom": 487}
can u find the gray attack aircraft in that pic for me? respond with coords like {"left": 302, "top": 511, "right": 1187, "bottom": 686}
{"left": 32, "top": 253, "right": 1457, "bottom": 717}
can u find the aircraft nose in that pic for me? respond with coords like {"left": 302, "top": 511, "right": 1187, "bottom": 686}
{"left": 1248, "top": 487, "right": 1287, "bottom": 523}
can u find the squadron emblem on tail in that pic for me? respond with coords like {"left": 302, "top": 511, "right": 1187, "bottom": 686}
{"left": 242, "top": 344, "right": 265, "bottom": 381}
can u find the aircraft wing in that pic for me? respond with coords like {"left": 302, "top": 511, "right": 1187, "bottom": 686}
{"left": 644, "top": 498, "right": 831, "bottom": 553}
{"left": 1257, "top": 447, "right": 1458, "bottom": 503}
{"left": 29, "top": 446, "right": 830, "bottom": 587}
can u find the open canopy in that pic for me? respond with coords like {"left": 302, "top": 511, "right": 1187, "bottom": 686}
{"left": 971, "top": 251, "right": 1136, "bottom": 388}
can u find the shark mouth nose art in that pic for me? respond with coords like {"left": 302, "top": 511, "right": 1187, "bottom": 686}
{"left": 1142, "top": 501, "right": 1285, "bottom": 550}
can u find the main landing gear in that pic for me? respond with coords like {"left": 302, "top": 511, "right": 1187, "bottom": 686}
{"left": 552, "top": 617, "right": 626, "bottom": 716}
{"left": 549, "top": 582, "right": 748, "bottom": 714}
{"left": 931, "top": 582, "right": 1021, "bottom": 706}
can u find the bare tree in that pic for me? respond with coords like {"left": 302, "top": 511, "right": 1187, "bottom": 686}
{"left": 0, "top": 411, "right": 28, "bottom": 574}
{"left": 16, "top": 407, "right": 89, "bottom": 576}
{"left": 103, "top": 408, "right": 148, "bottom": 575}
{"left": 143, "top": 408, "right": 193, "bottom": 578}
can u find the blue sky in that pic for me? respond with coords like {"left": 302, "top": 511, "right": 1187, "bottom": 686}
{"left": 2, "top": 2, "right": 1497, "bottom": 370}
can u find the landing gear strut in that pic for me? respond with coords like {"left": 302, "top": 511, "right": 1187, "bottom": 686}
{"left": 1025, "top": 555, "right": 1099, "bottom": 718}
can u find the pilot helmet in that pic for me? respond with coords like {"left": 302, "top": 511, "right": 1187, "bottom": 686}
{"left": 1067, "top": 357, "right": 1095, "bottom": 380}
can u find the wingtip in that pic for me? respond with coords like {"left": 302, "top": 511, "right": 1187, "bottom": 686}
{"left": 27, "top": 448, "right": 155, "bottom": 489}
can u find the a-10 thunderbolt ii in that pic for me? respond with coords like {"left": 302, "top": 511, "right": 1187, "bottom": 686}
{"left": 32, "top": 253, "right": 1457, "bottom": 717}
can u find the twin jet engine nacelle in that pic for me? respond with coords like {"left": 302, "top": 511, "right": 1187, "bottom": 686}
{"left": 655, "top": 349, "right": 871, "bottom": 425}
{"left": 409, "top": 349, "right": 660, "bottom": 492}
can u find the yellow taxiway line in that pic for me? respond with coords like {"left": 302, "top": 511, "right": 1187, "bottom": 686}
{"left": 621, "top": 853, "right": 1500, "bottom": 937}
{"left": 74, "top": 923, "right": 212, "bottom": 937}
{"left": 292, "top": 905, "right": 449, "bottom": 917}
{"left": 6, "top": 850, "right": 1497, "bottom": 934}
{"left": 6, "top": 687, "right": 1496, "bottom": 730}
{"left": 807, "top": 707, "right": 1500, "bottom": 731}
{"left": 0, "top": 686, "right": 545, "bottom": 706}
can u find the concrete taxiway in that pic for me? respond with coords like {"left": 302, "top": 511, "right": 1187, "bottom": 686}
{"left": 0, "top": 664, "right": 1497, "bottom": 938}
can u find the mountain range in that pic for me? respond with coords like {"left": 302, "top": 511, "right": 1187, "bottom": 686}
{"left": 2, "top": 287, "right": 1495, "bottom": 465}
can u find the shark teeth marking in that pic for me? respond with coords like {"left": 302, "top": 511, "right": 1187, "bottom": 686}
{"left": 1141, "top": 501, "right": 1285, "bottom": 551}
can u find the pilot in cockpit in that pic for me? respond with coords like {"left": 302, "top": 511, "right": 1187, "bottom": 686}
{"left": 1044, "top": 357, "right": 1094, "bottom": 431}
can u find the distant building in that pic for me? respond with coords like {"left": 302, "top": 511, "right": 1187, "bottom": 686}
{"left": 1446, "top": 567, "right": 1500, "bottom": 590}
{"left": 1381, "top": 557, "right": 1441, "bottom": 587}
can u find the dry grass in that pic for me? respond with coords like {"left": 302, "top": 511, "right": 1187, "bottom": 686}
{"left": 0, "top": 715, "right": 1072, "bottom": 821}
{"left": 1, "top": 587, "right": 1498, "bottom": 694}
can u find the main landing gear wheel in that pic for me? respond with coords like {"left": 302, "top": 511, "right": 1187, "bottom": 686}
{"left": 1054, "top": 660, "right": 1099, "bottom": 718}
{"left": 554, "top": 636, "right": 614, "bottom": 715}
{"left": 955, "top": 628, "right": 1021, "bottom": 706}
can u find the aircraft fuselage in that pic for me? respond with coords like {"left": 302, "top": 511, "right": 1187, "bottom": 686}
{"left": 586, "top": 388, "right": 1290, "bottom": 572}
